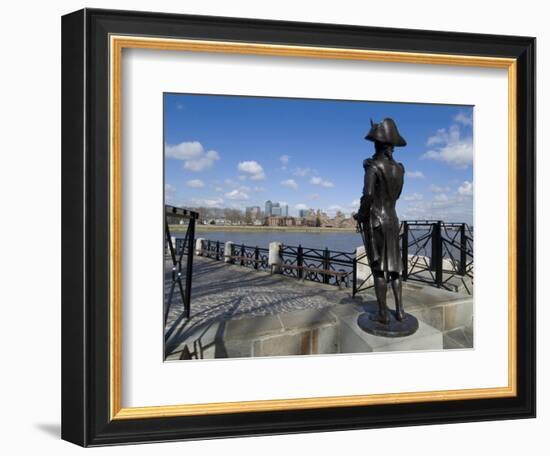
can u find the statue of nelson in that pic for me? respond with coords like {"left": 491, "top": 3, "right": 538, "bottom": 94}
{"left": 355, "top": 118, "right": 407, "bottom": 325}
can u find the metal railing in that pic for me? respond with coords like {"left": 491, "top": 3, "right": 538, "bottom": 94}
{"left": 180, "top": 220, "right": 473, "bottom": 296}
{"left": 279, "top": 244, "right": 355, "bottom": 287}
{"left": 401, "top": 221, "right": 473, "bottom": 294}
{"left": 229, "top": 243, "right": 270, "bottom": 271}
{"left": 203, "top": 239, "right": 225, "bottom": 261}
{"left": 164, "top": 205, "right": 198, "bottom": 323}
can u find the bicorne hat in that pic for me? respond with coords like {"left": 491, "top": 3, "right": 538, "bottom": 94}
{"left": 365, "top": 118, "right": 407, "bottom": 147}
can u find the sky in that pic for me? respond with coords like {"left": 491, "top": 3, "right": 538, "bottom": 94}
{"left": 164, "top": 93, "right": 474, "bottom": 224}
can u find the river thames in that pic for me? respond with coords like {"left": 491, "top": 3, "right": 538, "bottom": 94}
{"left": 175, "top": 228, "right": 364, "bottom": 253}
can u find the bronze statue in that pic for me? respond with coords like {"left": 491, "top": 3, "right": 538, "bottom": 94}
{"left": 355, "top": 118, "right": 418, "bottom": 337}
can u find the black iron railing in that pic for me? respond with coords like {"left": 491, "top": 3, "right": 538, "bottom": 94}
{"left": 279, "top": 244, "right": 355, "bottom": 287}
{"left": 231, "top": 243, "right": 270, "bottom": 270}
{"left": 165, "top": 205, "right": 198, "bottom": 323}
{"left": 185, "top": 239, "right": 270, "bottom": 270}
{"left": 401, "top": 221, "right": 473, "bottom": 294}
{"left": 353, "top": 248, "right": 373, "bottom": 296}
{"left": 203, "top": 239, "right": 224, "bottom": 261}
{"left": 183, "top": 220, "right": 473, "bottom": 296}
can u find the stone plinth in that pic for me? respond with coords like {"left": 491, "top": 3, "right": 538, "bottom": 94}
{"left": 218, "top": 308, "right": 339, "bottom": 358}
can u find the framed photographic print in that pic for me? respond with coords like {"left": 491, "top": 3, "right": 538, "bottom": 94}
{"left": 61, "top": 8, "right": 536, "bottom": 447}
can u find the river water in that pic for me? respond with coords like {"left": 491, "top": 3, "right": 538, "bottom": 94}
{"left": 182, "top": 229, "right": 364, "bottom": 253}
{"left": 174, "top": 226, "right": 473, "bottom": 261}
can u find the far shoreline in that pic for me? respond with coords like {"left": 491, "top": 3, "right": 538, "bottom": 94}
{"left": 169, "top": 224, "right": 357, "bottom": 234}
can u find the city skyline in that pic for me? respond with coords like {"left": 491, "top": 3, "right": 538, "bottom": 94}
{"left": 164, "top": 94, "right": 474, "bottom": 224}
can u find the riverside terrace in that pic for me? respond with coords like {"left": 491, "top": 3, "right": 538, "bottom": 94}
{"left": 163, "top": 213, "right": 474, "bottom": 360}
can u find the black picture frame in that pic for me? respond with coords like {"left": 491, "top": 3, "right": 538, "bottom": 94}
{"left": 62, "top": 8, "right": 535, "bottom": 447}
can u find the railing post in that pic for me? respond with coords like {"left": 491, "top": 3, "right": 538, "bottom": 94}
{"left": 224, "top": 241, "right": 234, "bottom": 264}
{"left": 216, "top": 240, "right": 220, "bottom": 261}
{"left": 240, "top": 244, "right": 245, "bottom": 266}
{"left": 268, "top": 242, "right": 282, "bottom": 273}
{"left": 323, "top": 248, "right": 330, "bottom": 284}
{"left": 297, "top": 244, "right": 304, "bottom": 279}
{"left": 184, "top": 215, "right": 196, "bottom": 319}
{"left": 431, "top": 221, "right": 443, "bottom": 287}
{"left": 459, "top": 223, "right": 467, "bottom": 275}
{"left": 195, "top": 238, "right": 205, "bottom": 256}
{"left": 402, "top": 221, "right": 409, "bottom": 281}
{"left": 254, "top": 246, "right": 259, "bottom": 270}
{"left": 430, "top": 223, "right": 437, "bottom": 272}
{"left": 352, "top": 258, "right": 357, "bottom": 296}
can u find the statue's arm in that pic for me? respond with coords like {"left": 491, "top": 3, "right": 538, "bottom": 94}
{"left": 396, "top": 162, "right": 405, "bottom": 200}
{"left": 357, "top": 160, "right": 376, "bottom": 221}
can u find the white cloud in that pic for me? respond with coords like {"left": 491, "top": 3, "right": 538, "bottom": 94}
{"left": 165, "top": 141, "right": 220, "bottom": 171}
{"left": 458, "top": 180, "right": 473, "bottom": 196}
{"left": 295, "top": 203, "right": 308, "bottom": 210}
{"left": 186, "top": 179, "right": 205, "bottom": 188}
{"left": 404, "top": 192, "right": 424, "bottom": 202}
{"left": 454, "top": 111, "right": 473, "bottom": 127}
{"left": 280, "top": 155, "right": 290, "bottom": 168}
{"left": 400, "top": 193, "right": 473, "bottom": 224}
{"left": 224, "top": 178, "right": 238, "bottom": 188}
{"left": 184, "top": 150, "right": 220, "bottom": 171}
{"left": 165, "top": 183, "right": 176, "bottom": 193}
{"left": 253, "top": 186, "right": 266, "bottom": 192}
{"left": 307, "top": 193, "right": 320, "bottom": 200}
{"left": 421, "top": 124, "right": 473, "bottom": 168}
{"left": 280, "top": 179, "right": 299, "bottom": 191}
{"left": 310, "top": 176, "right": 334, "bottom": 188}
{"left": 225, "top": 189, "right": 249, "bottom": 200}
{"left": 292, "top": 167, "right": 311, "bottom": 177}
{"left": 430, "top": 184, "right": 451, "bottom": 193}
{"left": 407, "top": 170, "right": 425, "bottom": 179}
{"left": 166, "top": 141, "right": 203, "bottom": 160}
{"left": 191, "top": 197, "right": 224, "bottom": 208}
{"left": 238, "top": 161, "right": 265, "bottom": 180}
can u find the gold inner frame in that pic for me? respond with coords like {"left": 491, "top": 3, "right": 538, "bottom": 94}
{"left": 109, "top": 35, "right": 517, "bottom": 420}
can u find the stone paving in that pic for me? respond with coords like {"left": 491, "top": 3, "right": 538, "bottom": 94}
{"left": 164, "top": 255, "right": 473, "bottom": 360}
{"left": 164, "top": 256, "right": 365, "bottom": 350}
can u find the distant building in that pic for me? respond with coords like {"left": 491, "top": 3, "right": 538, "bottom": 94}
{"left": 265, "top": 216, "right": 296, "bottom": 227}
{"left": 265, "top": 200, "right": 289, "bottom": 217}
{"left": 203, "top": 218, "right": 227, "bottom": 225}
{"left": 298, "top": 208, "right": 308, "bottom": 218}
{"left": 265, "top": 200, "right": 273, "bottom": 217}
{"left": 245, "top": 206, "right": 262, "bottom": 219}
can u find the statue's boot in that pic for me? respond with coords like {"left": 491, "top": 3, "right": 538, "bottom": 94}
{"left": 373, "top": 274, "right": 390, "bottom": 324}
{"left": 391, "top": 275, "right": 405, "bottom": 321}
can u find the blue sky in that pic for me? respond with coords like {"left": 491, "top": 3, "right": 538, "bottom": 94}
{"left": 164, "top": 94, "right": 474, "bottom": 224}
